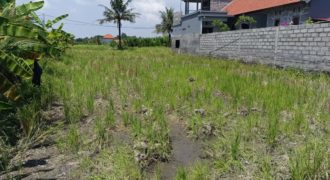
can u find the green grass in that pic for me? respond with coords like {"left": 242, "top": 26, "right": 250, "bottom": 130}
{"left": 1, "top": 45, "right": 329, "bottom": 179}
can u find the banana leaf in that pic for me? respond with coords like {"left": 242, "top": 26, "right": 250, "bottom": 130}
{"left": 45, "top": 14, "right": 68, "bottom": 29}
{"left": 30, "top": 12, "right": 43, "bottom": 26}
{"left": 1, "top": 1, "right": 44, "bottom": 18}
{"left": 15, "top": 1, "right": 44, "bottom": 17}
{"left": 0, "top": 18, "right": 39, "bottom": 40}
{"left": 0, "top": 50, "right": 32, "bottom": 78}
{"left": 0, "top": 17, "right": 49, "bottom": 43}
{"left": 3, "top": 38, "right": 48, "bottom": 54}
{"left": 0, "top": 72, "right": 19, "bottom": 101}
{"left": 0, "top": 100, "right": 13, "bottom": 110}
{"left": 0, "top": 0, "right": 14, "bottom": 9}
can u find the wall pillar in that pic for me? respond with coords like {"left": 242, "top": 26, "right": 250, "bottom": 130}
{"left": 185, "top": 1, "right": 190, "bottom": 15}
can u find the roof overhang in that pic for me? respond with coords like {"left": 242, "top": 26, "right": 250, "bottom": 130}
{"left": 173, "top": 10, "right": 232, "bottom": 27}
{"left": 182, "top": 10, "right": 231, "bottom": 19}
{"left": 223, "top": 0, "right": 309, "bottom": 16}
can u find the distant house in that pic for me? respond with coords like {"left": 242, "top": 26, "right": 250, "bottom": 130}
{"left": 173, "top": 0, "right": 330, "bottom": 35}
{"left": 101, "top": 34, "right": 115, "bottom": 44}
{"left": 224, "top": 0, "right": 330, "bottom": 28}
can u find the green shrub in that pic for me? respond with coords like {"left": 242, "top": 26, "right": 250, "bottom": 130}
{"left": 212, "top": 20, "right": 230, "bottom": 32}
{"left": 124, "top": 36, "right": 169, "bottom": 47}
{"left": 235, "top": 15, "right": 257, "bottom": 28}
{"left": 109, "top": 40, "right": 118, "bottom": 48}
{"left": 305, "top": 17, "right": 314, "bottom": 24}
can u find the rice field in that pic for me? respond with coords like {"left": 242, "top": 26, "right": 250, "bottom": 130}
{"left": 1, "top": 45, "right": 329, "bottom": 179}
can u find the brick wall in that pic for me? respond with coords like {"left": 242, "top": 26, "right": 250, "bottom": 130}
{"left": 210, "top": 0, "right": 231, "bottom": 12}
{"left": 172, "top": 23, "right": 330, "bottom": 72}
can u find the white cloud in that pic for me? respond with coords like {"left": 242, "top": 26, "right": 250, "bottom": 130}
{"left": 132, "top": 0, "right": 165, "bottom": 22}
{"left": 71, "top": 0, "right": 165, "bottom": 22}
{"left": 73, "top": 0, "right": 108, "bottom": 6}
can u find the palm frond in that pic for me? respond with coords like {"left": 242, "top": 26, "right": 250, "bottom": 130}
{"left": 155, "top": 7, "right": 174, "bottom": 34}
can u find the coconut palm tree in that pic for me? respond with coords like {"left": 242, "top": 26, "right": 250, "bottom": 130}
{"left": 155, "top": 7, "right": 174, "bottom": 47}
{"left": 99, "top": 0, "right": 139, "bottom": 49}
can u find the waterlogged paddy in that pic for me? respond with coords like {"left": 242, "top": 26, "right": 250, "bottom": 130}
{"left": 4, "top": 45, "right": 330, "bottom": 179}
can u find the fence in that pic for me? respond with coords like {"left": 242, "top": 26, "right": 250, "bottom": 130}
{"left": 172, "top": 23, "right": 330, "bottom": 72}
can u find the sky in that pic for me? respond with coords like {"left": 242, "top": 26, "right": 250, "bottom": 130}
{"left": 17, "top": 0, "right": 184, "bottom": 38}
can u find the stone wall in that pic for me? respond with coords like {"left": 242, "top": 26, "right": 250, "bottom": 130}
{"left": 172, "top": 23, "right": 330, "bottom": 72}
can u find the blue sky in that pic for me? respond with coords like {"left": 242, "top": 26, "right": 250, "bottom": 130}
{"left": 17, "top": 0, "right": 183, "bottom": 38}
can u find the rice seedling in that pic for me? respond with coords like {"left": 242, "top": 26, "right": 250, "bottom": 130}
{"left": 188, "top": 162, "right": 211, "bottom": 180}
{"left": 94, "top": 118, "right": 109, "bottom": 147}
{"left": 257, "top": 156, "right": 274, "bottom": 180}
{"left": 104, "top": 104, "right": 116, "bottom": 128}
{"left": 175, "top": 167, "right": 187, "bottom": 180}
{"left": 231, "top": 132, "right": 241, "bottom": 161}
{"left": 266, "top": 116, "right": 280, "bottom": 147}
{"left": 57, "top": 125, "right": 81, "bottom": 153}
{"left": 16, "top": 101, "right": 41, "bottom": 137}
{"left": 289, "top": 140, "right": 328, "bottom": 180}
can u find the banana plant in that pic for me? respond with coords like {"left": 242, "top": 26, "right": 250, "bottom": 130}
{"left": 0, "top": 0, "right": 73, "bottom": 105}
{"left": 0, "top": 1, "right": 44, "bottom": 102}
{"left": 31, "top": 13, "right": 74, "bottom": 57}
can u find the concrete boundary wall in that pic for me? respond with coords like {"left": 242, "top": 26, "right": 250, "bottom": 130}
{"left": 172, "top": 23, "right": 330, "bottom": 72}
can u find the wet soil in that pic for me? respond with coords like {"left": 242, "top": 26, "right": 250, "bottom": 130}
{"left": 153, "top": 116, "right": 204, "bottom": 180}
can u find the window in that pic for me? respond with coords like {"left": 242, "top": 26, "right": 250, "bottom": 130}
{"left": 175, "top": 40, "right": 180, "bottom": 48}
{"left": 202, "top": 0, "right": 210, "bottom": 11}
{"left": 203, "top": 21, "right": 212, "bottom": 26}
{"left": 274, "top": 19, "right": 280, "bottom": 26}
{"left": 202, "top": 27, "right": 213, "bottom": 34}
{"left": 292, "top": 16, "right": 300, "bottom": 25}
{"left": 241, "top": 23, "right": 250, "bottom": 29}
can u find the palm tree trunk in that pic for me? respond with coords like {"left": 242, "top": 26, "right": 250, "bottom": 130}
{"left": 118, "top": 20, "right": 122, "bottom": 49}
{"left": 168, "top": 33, "right": 171, "bottom": 47}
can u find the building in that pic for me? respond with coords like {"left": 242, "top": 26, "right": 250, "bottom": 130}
{"left": 173, "top": 0, "right": 330, "bottom": 35}
{"left": 172, "top": 0, "right": 233, "bottom": 35}
{"left": 224, "top": 0, "right": 319, "bottom": 28}
{"left": 101, "top": 34, "right": 115, "bottom": 44}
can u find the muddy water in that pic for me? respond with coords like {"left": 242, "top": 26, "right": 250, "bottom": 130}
{"left": 159, "top": 119, "right": 203, "bottom": 180}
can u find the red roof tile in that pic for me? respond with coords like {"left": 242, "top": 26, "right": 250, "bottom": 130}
{"left": 223, "top": 0, "right": 301, "bottom": 15}
{"left": 103, "top": 34, "right": 114, "bottom": 39}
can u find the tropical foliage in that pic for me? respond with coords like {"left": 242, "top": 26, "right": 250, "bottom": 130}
{"left": 212, "top": 20, "right": 230, "bottom": 32}
{"left": 0, "top": 0, "right": 73, "bottom": 107}
{"left": 124, "top": 36, "right": 169, "bottom": 47}
{"left": 305, "top": 17, "right": 314, "bottom": 24}
{"left": 99, "top": 0, "right": 139, "bottom": 49}
{"left": 155, "top": 7, "right": 174, "bottom": 46}
{"left": 235, "top": 15, "right": 257, "bottom": 29}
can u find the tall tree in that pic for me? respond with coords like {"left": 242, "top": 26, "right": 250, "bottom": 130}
{"left": 155, "top": 7, "right": 174, "bottom": 47}
{"left": 99, "top": 0, "right": 139, "bottom": 49}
